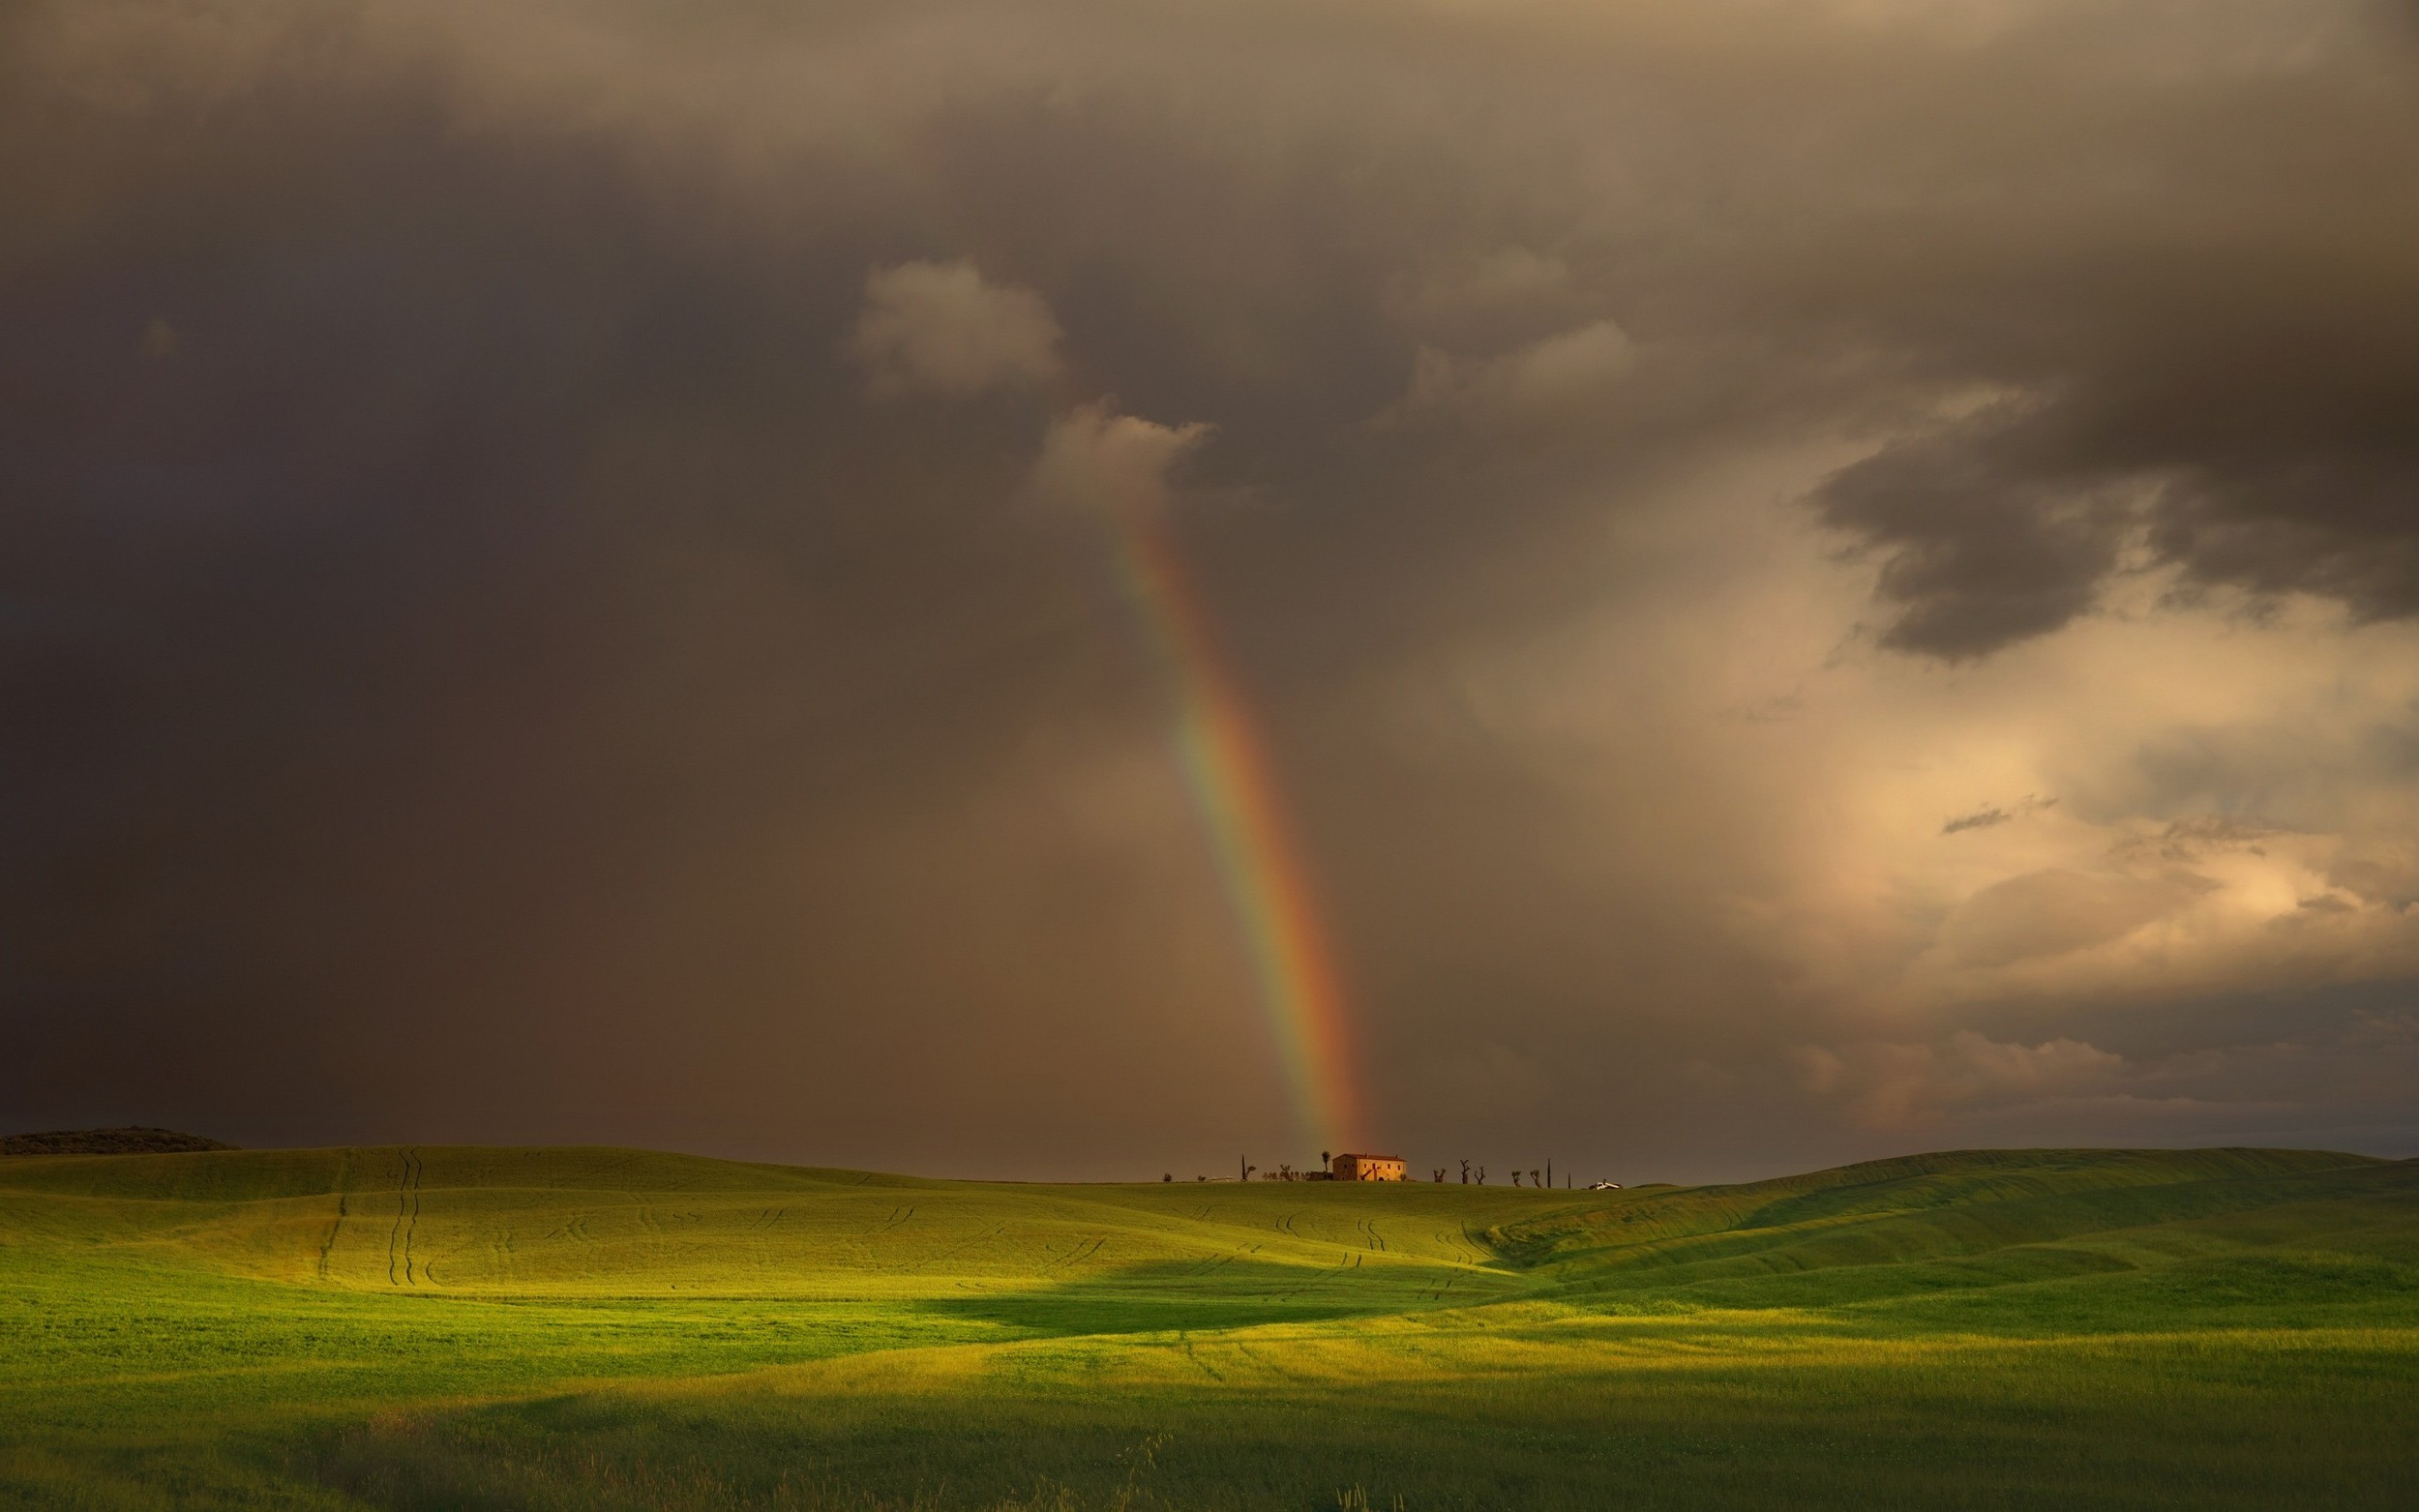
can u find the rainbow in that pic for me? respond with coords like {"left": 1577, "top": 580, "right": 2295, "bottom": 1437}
{"left": 1112, "top": 516, "right": 1365, "bottom": 1156}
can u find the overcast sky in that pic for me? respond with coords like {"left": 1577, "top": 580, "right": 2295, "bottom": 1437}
{"left": 7, "top": 0, "right": 2418, "bottom": 1182}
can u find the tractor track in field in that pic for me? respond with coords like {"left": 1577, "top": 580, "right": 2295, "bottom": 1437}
{"left": 316, "top": 1150, "right": 354, "bottom": 1282}
{"left": 1179, "top": 1335, "right": 1225, "bottom": 1380}
{"left": 386, "top": 1148, "right": 424, "bottom": 1287}
{"left": 538, "top": 1212, "right": 596, "bottom": 1245}
{"left": 1269, "top": 1255, "right": 1354, "bottom": 1303}
{"left": 1042, "top": 1233, "right": 1108, "bottom": 1273}
{"left": 385, "top": 1154, "right": 404, "bottom": 1285}
{"left": 404, "top": 1149, "right": 424, "bottom": 1284}
{"left": 1187, "top": 1239, "right": 1262, "bottom": 1278}
{"left": 316, "top": 1191, "right": 348, "bottom": 1281}
{"left": 900, "top": 1222, "right": 1007, "bottom": 1274}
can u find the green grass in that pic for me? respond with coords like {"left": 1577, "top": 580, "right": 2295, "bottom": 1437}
{"left": 2, "top": 1145, "right": 2414, "bottom": 1508}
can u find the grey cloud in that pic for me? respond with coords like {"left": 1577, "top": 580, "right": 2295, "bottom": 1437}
{"left": 2109, "top": 817, "right": 2278, "bottom": 864}
{"left": 1943, "top": 794, "right": 2056, "bottom": 835}
{"left": 1821, "top": 375, "right": 2419, "bottom": 661}
{"left": 1942, "top": 808, "right": 2012, "bottom": 835}
{"left": 1815, "top": 417, "right": 2135, "bottom": 658}
{"left": 1792, "top": 1031, "right": 2126, "bottom": 1131}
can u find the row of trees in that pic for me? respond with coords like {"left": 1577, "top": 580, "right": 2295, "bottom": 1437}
{"left": 1153, "top": 1156, "right": 1574, "bottom": 1185}
{"left": 1451, "top": 1158, "right": 1560, "bottom": 1187}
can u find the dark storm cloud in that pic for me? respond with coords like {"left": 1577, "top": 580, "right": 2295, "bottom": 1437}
{"left": 5, "top": 0, "right": 2417, "bottom": 1176}
{"left": 1797, "top": 3, "right": 2419, "bottom": 656}
{"left": 1819, "top": 419, "right": 2128, "bottom": 659}
{"left": 1816, "top": 328, "right": 2419, "bottom": 658}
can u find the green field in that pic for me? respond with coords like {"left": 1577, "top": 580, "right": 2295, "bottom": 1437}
{"left": 2, "top": 1144, "right": 2414, "bottom": 1509}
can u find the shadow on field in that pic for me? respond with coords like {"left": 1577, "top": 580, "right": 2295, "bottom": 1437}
{"left": 315, "top": 1320, "right": 2419, "bottom": 1512}
{"left": 915, "top": 1259, "right": 1482, "bottom": 1336}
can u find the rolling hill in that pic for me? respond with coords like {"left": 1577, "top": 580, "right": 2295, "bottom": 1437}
{"left": 2, "top": 1144, "right": 2413, "bottom": 1508}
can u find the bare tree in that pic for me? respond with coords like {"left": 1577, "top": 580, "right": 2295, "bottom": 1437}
{"left": 1459, "top": 1159, "right": 1471, "bottom": 1185}
{"left": 1511, "top": 1171, "right": 1522, "bottom": 1188}
{"left": 1276, "top": 1163, "right": 1296, "bottom": 1182}
{"left": 1477, "top": 1166, "right": 1486, "bottom": 1185}
{"left": 1531, "top": 1170, "right": 1541, "bottom": 1189}
{"left": 1432, "top": 1169, "right": 1446, "bottom": 1183}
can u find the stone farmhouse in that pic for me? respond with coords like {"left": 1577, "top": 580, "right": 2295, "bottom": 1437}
{"left": 1329, "top": 1152, "right": 1407, "bottom": 1181}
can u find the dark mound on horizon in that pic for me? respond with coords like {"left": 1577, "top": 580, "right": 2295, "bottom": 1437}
{"left": 1, "top": 1126, "right": 236, "bottom": 1156}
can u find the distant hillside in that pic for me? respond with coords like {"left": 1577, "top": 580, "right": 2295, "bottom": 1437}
{"left": 0, "top": 1126, "right": 234, "bottom": 1157}
{"left": 0, "top": 1141, "right": 2404, "bottom": 1316}
{"left": 1475, "top": 1145, "right": 2417, "bottom": 1319}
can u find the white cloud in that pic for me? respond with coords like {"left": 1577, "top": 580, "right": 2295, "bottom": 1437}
{"left": 1028, "top": 403, "right": 1210, "bottom": 519}
{"left": 849, "top": 259, "right": 1061, "bottom": 397}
